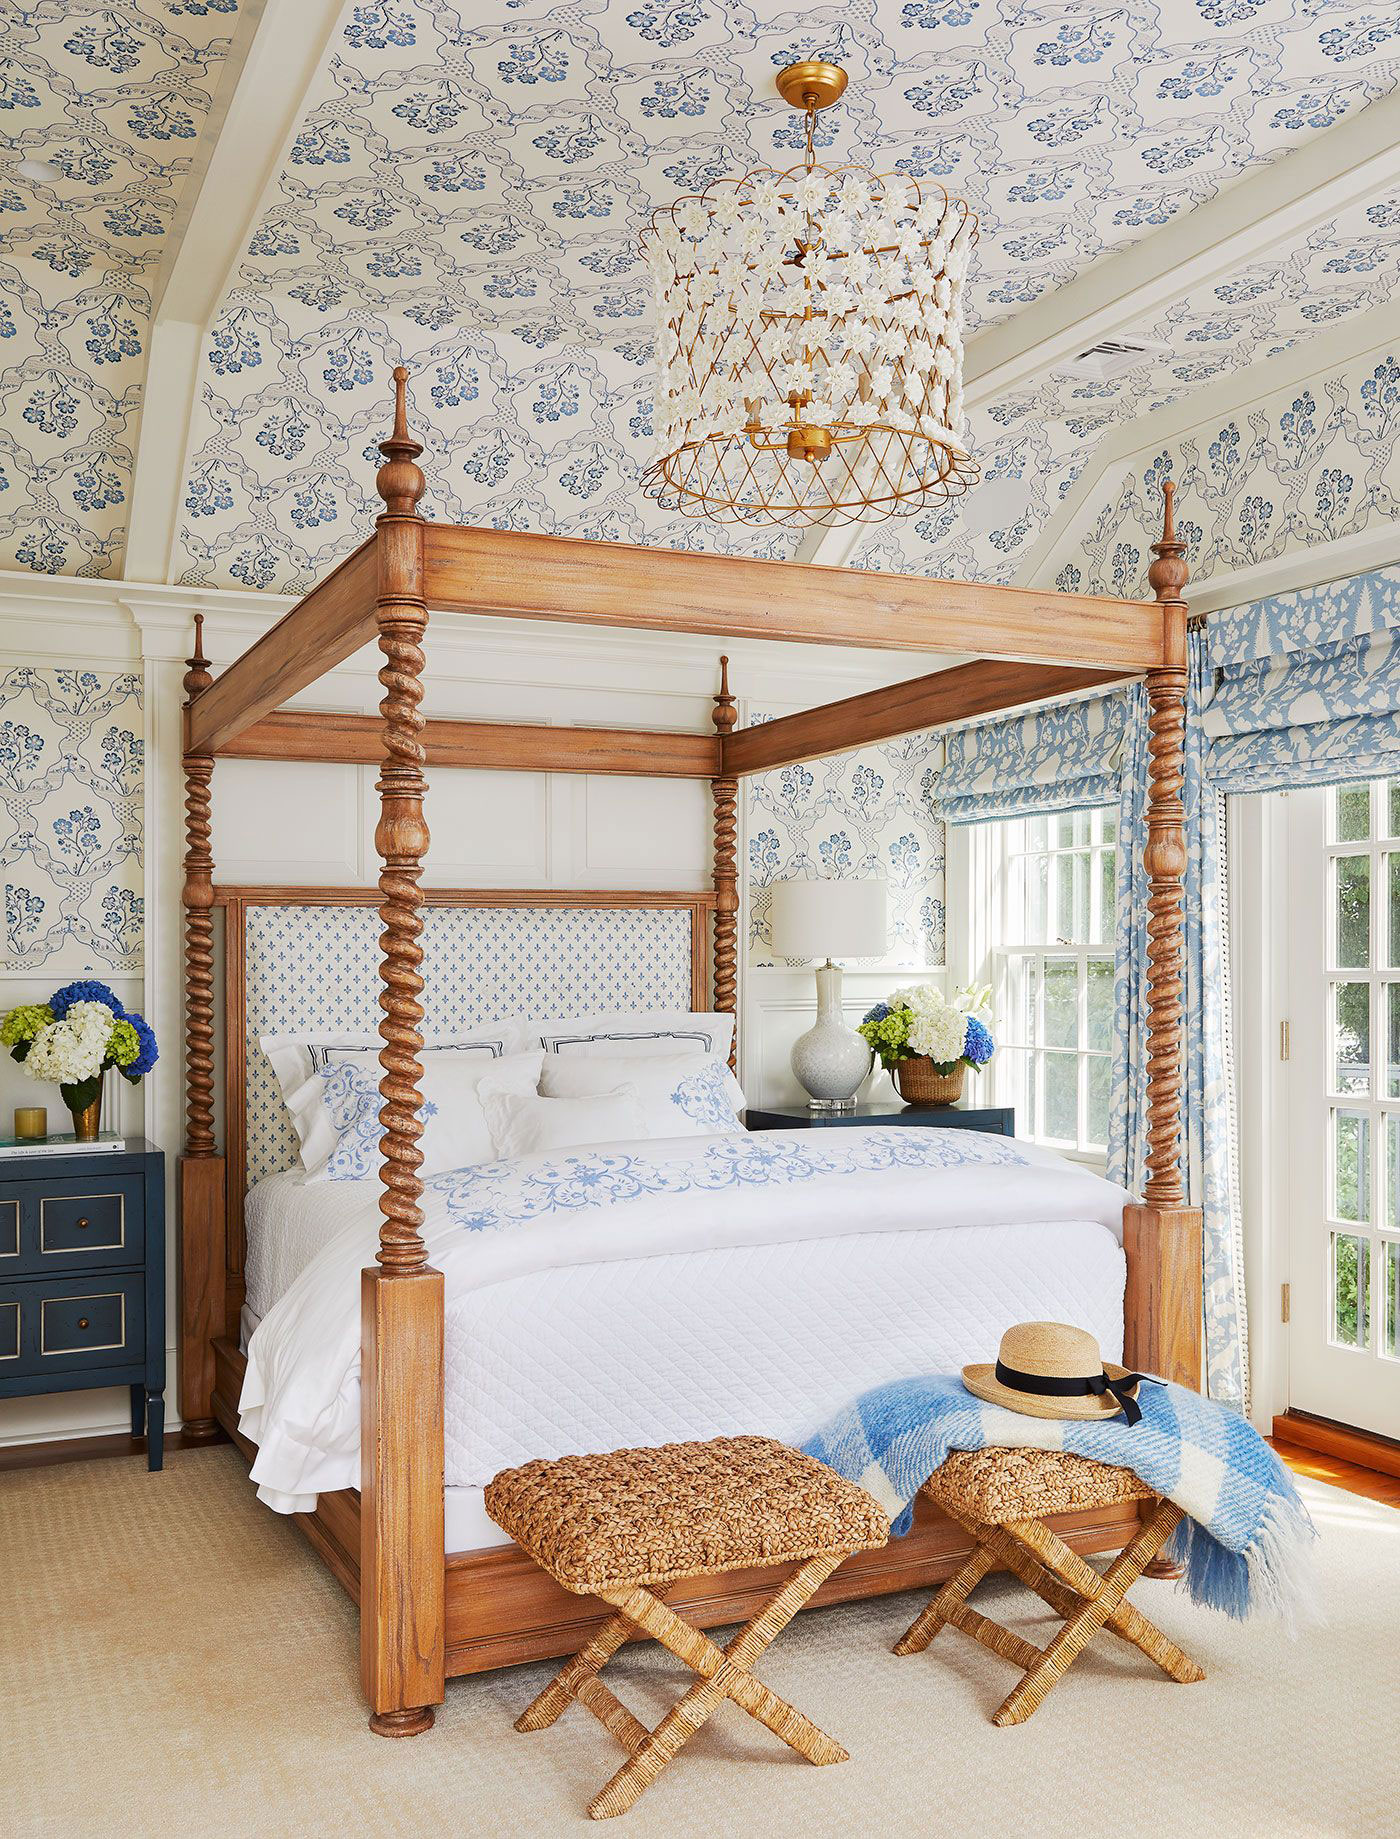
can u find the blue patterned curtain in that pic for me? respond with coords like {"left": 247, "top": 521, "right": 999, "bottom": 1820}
{"left": 1110, "top": 646, "right": 1245, "bottom": 1405}
{"left": 941, "top": 656, "right": 1245, "bottom": 1404}
{"left": 1202, "top": 565, "right": 1400, "bottom": 792}
{"left": 938, "top": 695, "right": 1129, "bottom": 823}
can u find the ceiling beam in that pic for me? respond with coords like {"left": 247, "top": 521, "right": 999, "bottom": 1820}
{"left": 420, "top": 524, "right": 1166, "bottom": 668}
{"left": 791, "top": 90, "right": 1400, "bottom": 575}
{"left": 218, "top": 709, "right": 721, "bottom": 776}
{"left": 722, "top": 661, "right": 1132, "bottom": 777}
{"left": 123, "top": 0, "right": 346, "bottom": 585}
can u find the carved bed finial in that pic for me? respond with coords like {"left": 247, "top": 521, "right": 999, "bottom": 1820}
{"left": 1142, "top": 479, "right": 1190, "bottom": 1209}
{"left": 182, "top": 618, "right": 215, "bottom": 1159}
{"left": 376, "top": 365, "right": 426, "bottom": 519}
{"left": 711, "top": 657, "right": 739, "bottom": 1067}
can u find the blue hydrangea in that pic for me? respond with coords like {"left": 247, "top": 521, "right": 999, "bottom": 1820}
{"left": 862, "top": 1003, "right": 892, "bottom": 1025}
{"left": 49, "top": 979, "right": 124, "bottom": 1020}
{"left": 962, "top": 1016, "right": 995, "bottom": 1067}
{"left": 121, "top": 1013, "right": 159, "bottom": 1078}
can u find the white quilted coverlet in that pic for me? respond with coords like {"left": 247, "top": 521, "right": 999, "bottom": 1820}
{"left": 240, "top": 1127, "right": 1130, "bottom": 1524}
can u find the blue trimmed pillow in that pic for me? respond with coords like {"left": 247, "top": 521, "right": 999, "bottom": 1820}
{"left": 315, "top": 1050, "right": 544, "bottom": 1182}
{"left": 537, "top": 1051, "right": 743, "bottom": 1139}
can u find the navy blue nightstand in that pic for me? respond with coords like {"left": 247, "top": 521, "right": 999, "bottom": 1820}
{"left": 745, "top": 1102, "right": 1015, "bottom": 1136}
{"left": 0, "top": 1138, "right": 166, "bottom": 1470}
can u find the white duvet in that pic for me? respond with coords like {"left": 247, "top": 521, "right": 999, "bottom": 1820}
{"left": 241, "top": 1126, "right": 1130, "bottom": 1515}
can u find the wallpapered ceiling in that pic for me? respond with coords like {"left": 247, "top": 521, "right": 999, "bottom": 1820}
{"left": 0, "top": 667, "right": 144, "bottom": 974}
{"left": 1056, "top": 344, "right": 1400, "bottom": 595}
{"left": 0, "top": 1, "right": 239, "bottom": 579}
{"left": 747, "top": 714, "right": 945, "bottom": 971}
{"left": 160, "top": 0, "right": 1400, "bottom": 595}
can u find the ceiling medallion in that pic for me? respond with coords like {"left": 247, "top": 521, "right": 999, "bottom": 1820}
{"left": 640, "top": 61, "right": 979, "bottom": 530}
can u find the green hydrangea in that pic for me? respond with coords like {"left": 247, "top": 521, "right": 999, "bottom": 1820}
{"left": 858, "top": 1006, "right": 914, "bottom": 1071}
{"left": 107, "top": 1018, "right": 140, "bottom": 1068}
{"left": 1, "top": 1003, "right": 54, "bottom": 1051}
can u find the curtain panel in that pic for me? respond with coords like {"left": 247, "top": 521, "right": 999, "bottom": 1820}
{"left": 1202, "top": 566, "right": 1400, "bottom": 793}
{"left": 939, "top": 659, "right": 1245, "bottom": 1405}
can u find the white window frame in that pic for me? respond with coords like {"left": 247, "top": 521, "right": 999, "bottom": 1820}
{"left": 957, "top": 809, "right": 1117, "bottom": 1168}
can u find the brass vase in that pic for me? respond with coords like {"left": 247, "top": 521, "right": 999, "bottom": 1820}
{"left": 69, "top": 1082, "right": 102, "bottom": 1142}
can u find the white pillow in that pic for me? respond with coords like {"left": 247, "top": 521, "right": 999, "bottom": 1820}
{"left": 532, "top": 1011, "right": 735, "bottom": 1062}
{"left": 539, "top": 1052, "right": 744, "bottom": 1138}
{"left": 481, "top": 1085, "right": 646, "bottom": 1159}
{"left": 261, "top": 1023, "right": 529, "bottom": 1173}
{"left": 315, "top": 1050, "right": 544, "bottom": 1182}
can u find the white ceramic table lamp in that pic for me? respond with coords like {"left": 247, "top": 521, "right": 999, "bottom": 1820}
{"left": 769, "top": 876, "right": 888, "bottom": 1112}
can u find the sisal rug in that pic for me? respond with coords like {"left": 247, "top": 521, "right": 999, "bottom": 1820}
{"left": 2, "top": 1444, "right": 1394, "bottom": 1838}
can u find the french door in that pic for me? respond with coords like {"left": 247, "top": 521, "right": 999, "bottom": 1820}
{"left": 1287, "top": 779, "right": 1400, "bottom": 1438}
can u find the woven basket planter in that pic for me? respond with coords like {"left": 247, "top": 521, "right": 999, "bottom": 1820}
{"left": 893, "top": 1056, "right": 965, "bottom": 1107}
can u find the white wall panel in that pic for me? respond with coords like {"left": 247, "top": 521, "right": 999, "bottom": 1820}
{"left": 211, "top": 758, "right": 361, "bottom": 884}
{"left": 577, "top": 775, "right": 710, "bottom": 888}
{"left": 415, "top": 769, "right": 551, "bottom": 887}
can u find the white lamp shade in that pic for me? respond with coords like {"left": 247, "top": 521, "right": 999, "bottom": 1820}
{"left": 769, "top": 876, "right": 887, "bottom": 963}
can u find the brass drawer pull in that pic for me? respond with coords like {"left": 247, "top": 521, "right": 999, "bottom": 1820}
{"left": 78, "top": 1317, "right": 89, "bottom": 1330}
{"left": 76, "top": 1218, "right": 89, "bottom": 1230}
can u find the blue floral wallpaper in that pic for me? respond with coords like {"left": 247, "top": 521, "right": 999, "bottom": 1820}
{"left": 0, "top": 2, "right": 239, "bottom": 578}
{"left": 1056, "top": 346, "right": 1400, "bottom": 597}
{"left": 747, "top": 714, "right": 944, "bottom": 970}
{"left": 0, "top": 667, "right": 144, "bottom": 973}
{"left": 168, "top": 1, "right": 1400, "bottom": 594}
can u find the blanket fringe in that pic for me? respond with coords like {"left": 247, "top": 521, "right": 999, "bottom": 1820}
{"left": 1167, "top": 1490, "right": 1319, "bottom": 1632}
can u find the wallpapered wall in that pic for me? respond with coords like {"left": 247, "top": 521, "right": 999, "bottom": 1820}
{"left": 1053, "top": 345, "right": 1400, "bottom": 596}
{"left": 169, "top": 1, "right": 1400, "bottom": 596}
{"left": 0, "top": 3, "right": 238, "bottom": 579}
{"left": 747, "top": 715, "right": 945, "bottom": 972}
{"left": 0, "top": 666, "right": 144, "bottom": 975}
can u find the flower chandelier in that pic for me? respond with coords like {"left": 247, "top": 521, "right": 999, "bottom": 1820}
{"left": 640, "top": 61, "right": 979, "bottom": 530}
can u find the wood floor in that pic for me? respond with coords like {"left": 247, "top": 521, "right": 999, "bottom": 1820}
{"left": 1269, "top": 1436, "right": 1400, "bottom": 1508}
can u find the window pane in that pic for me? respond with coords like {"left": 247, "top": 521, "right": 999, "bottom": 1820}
{"left": 1389, "top": 781, "right": 1400, "bottom": 839}
{"left": 1331, "top": 1232, "right": 1369, "bottom": 1349}
{"left": 1333, "top": 982, "right": 1370, "bottom": 1093}
{"left": 1043, "top": 1051, "right": 1078, "bottom": 1141}
{"left": 1098, "top": 848, "right": 1116, "bottom": 943}
{"left": 1389, "top": 987, "right": 1400, "bottom": 1098}
{"left": 1335, "top": 856, "right": 1370, "bottom": 968}
{"left": 1085, "top": 1054, "right": 1110, "bottom": 1149}
{"left": 1384, "top": 1241, "right": 1399, "bottom": 1361}
{"left": 1055, "top": 852, "right": 1075, "bottom": 943}
{"left": 1389, "top": 855, "right": 1400, "bottom": 966}
{"left": 1334, "top": 782, "right": 1371, "bottom": 843}
{"left": 1042, "top": 956, "right": 1077, "bottom": 1050}
{"left": 1021, "top": 956, "right": 1038, "bottom": 1046}
{"left": 1027, "top": 854, "right": 1048, "bottom": 945}
{"left": 1072, "top": 851, "right": 1089, "bottom": 943}
{"left": 1100, "top": 812, "right": 1117, "bottom": 848}
{"left": 1026, "top": 814, "right": 1047, "bottom": 851}
{"left": 1333, "top": 1108, "right": 1371, "bottom": 1223}
{"left": 1390, "top": 1115, "right": 1400, "bottom": 1228}
{"left": 1086, "top": 957, "right": 1113, "bottom": 1051}
{"left": 1054, "top": 813, "right": 1075, "bottom": 849}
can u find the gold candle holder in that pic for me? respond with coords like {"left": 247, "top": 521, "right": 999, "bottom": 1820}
{"left": 14, "top": 1106, "right": 47, "bottom": 1140}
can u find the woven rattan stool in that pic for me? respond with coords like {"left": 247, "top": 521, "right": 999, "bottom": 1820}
{"left": 485, "top": 1435, "right": 888, "bottom": 1820}
{"left": 895, "top": 1447, "right": 1205, "bottom": 1726}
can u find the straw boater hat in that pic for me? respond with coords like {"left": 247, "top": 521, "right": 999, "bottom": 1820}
{"left": 963, "top": 1321, "right": 1149, "bottom": 1426}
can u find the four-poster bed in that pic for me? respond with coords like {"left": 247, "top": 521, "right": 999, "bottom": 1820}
{"left": 177, "top": 369, "right": 1202, "bottom": 1736}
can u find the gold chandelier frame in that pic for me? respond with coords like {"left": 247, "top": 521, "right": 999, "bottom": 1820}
{"left": 640, "top": 62, "right": 980, "bottom": 529}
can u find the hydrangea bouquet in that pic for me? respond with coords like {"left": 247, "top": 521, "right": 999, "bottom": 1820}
{"left": 1, "top": 980, "right": 158, "bottom": 1138}
{"left": 859, "top": 982, "right": 994, "bottom": 1105}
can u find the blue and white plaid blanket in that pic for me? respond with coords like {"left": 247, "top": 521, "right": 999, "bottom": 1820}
{"left": 805, "top": 1375, "right": 1317, "bottom": 1626}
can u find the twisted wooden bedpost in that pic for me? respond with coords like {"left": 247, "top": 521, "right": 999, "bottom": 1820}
{"left": 711, "top": 656, "right": 739, "bottom": 1070}
{"left": 1123, "top": 481, "right": 1204, "bottom": 1404}
{"left": 178, "top": 616, "right": 225, "bottom": 1442}
{"left": 361, "top": 366, "right": 445, "bottom": 1737}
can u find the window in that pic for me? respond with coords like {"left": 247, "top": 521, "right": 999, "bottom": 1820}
{"left": 987, "top": 809, "right": 1118, "bottom": 1159}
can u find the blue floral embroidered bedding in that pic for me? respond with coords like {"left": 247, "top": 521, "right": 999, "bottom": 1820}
{"left": 238, "top": 1127, "right": 1132, "bottom": 1535}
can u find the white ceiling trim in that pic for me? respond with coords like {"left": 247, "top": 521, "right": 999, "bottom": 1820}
{"left": 122, "top": 0, "right": 348, "bottom": 585}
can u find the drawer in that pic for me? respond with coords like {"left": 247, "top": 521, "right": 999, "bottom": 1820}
{"left": 0, "top": 1273, "right": 145, "bottom": 1380}
{"left": 0, "top": 1175, "right": 145, "bottom": 1275}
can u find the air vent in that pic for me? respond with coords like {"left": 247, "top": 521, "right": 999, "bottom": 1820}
{"left": 1054, "top": 337, "right": 1171, "bottom": 382}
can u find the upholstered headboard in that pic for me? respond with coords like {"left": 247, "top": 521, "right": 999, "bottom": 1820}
{"left": 215, "top": 887, "right": 716, "bottom": 1269}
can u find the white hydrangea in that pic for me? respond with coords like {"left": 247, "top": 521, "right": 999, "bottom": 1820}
{"left": 24, "top": 1001, "right": 113, "bottom": 1086}
{"left": 893, "top": 983, "right": 969, "bottom": 1067}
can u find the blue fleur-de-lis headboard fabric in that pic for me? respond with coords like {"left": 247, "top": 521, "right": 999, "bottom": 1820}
{"left": 242, "top": 901, "right": 696, "bottom": 1181}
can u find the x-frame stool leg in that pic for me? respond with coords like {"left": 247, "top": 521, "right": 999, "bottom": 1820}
{"left": 514, "top": 1550, "right": 851, "bottom": 1820}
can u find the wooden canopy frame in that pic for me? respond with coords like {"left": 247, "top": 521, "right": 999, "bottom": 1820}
{"left": 178, "top": 368, "right": 1201, "bottom": 1738}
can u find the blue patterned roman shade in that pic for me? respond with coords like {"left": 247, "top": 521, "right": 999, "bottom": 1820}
{"left": 937, "top": 694, "right": 1130, "bottom": 825}
{"left": 1202, "top": 567, "right": 1400, "bottom": 792}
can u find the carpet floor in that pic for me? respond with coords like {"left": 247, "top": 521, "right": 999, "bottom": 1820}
{"left": 3, "top": 1444, "right": 1395, "bottom": 1838}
